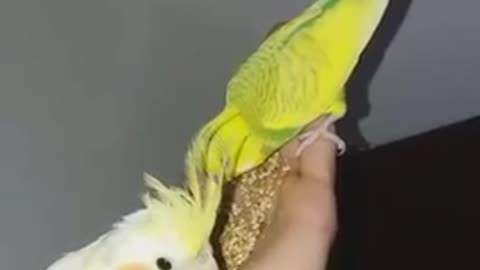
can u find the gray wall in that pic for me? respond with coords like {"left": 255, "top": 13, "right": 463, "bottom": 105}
{"left": 0, "top": 1, "right": 478, "bottom": 269}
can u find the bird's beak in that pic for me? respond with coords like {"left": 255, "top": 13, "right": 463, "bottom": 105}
{"left": 118, "top": 262, "right": 150, "bottom": 270}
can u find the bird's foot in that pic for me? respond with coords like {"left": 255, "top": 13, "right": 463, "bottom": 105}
{"left": 295, "top": 115, "right": 346, "bottom": 157}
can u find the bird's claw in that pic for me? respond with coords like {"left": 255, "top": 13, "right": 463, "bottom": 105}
{"left": 294, "top": 115, "right": 346, "bottom": 157}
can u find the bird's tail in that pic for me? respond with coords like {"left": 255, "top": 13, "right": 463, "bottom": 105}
{"left": 185, "top": 107, "right": 268, "bottom": 183}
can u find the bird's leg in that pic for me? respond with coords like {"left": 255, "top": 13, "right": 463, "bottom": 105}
{"left": 295, "top": 115, "right": 346, "bottom": 157}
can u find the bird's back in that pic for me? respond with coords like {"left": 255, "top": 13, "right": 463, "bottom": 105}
{"left": 225, "top": 0, "right": 390, "bottom": 143}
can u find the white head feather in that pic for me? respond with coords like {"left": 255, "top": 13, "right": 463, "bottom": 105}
{"left": 45, "top": 149, "right": 228, "bottom": 270}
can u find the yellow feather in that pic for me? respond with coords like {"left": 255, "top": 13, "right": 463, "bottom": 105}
{"left": 141, "top": 138, "right": 229, "bottom": 257}
{"left": 187, "top": 0, "right": 390, "bottom": 178}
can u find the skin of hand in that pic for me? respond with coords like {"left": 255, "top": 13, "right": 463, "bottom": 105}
{"left": 240, "top": 117, "right": 338, "bottom": 270}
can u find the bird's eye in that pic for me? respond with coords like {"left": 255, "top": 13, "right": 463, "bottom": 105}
{"left": 156, "top": 257, "right": 172, "bottom": 270}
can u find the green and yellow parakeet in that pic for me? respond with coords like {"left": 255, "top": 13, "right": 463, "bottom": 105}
{"left": 190, "top": 0, "right": 390, "bottom": 177}
{"left": 45, "top": 144, "right": 229, "bottom": 270}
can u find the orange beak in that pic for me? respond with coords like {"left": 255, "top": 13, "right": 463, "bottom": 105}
{"left": 118, "top": 263, "right": 151, "bottom": 270}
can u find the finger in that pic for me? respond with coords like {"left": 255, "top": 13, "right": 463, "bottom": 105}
{"left": 298, "top": 119, "right": 337, "bottom": 184}
{"left": 278, "top": 138, "right": 301, "bottom": 174}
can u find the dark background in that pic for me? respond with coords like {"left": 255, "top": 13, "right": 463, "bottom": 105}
{"left": 331, "top": 116, "right": 480, "bottom": 269}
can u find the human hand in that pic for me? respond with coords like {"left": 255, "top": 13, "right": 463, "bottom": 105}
{"left": 240, "top": 118, "right": 338, "bottom": 270}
